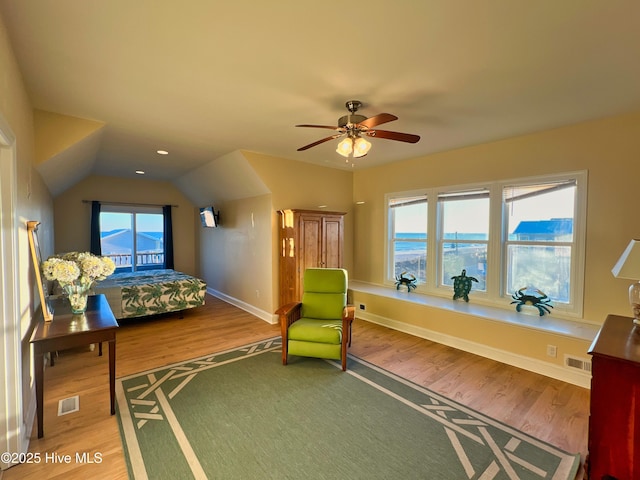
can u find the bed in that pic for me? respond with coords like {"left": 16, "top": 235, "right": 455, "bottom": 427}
{"left": 93, "top": 269, "right": 207, "bottom": 320}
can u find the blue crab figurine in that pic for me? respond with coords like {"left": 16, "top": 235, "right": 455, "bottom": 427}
{"left": 511, "top": 287, "right": 554, "bottom": 316}
{"left": 395, "top": 272, "right": 417, "bottom": 292}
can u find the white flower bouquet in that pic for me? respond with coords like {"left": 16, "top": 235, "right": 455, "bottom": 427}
{"left": 42, "top": 251, "right": 116, "bottom": 287}
{"left": 42, "top": 252, "right": 116, "bottom": 313}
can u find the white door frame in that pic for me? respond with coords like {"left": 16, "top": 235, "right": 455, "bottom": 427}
{"left": 0, "top": 113, "right": 26, "bottom": 469}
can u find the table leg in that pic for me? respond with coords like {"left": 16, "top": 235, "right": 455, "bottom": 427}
{"left": 34, "top": 351, "right": 44, "bottom": 438}
{"left": 109, "top": 339, "right": 116, "bottom": 415}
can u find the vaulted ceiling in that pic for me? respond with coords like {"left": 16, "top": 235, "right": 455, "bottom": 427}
{"left": 2, "top": 1, "right": 640, "bottom": 198}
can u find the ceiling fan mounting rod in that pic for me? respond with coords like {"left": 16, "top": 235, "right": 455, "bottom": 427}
{"left": 345, "top": 100, "right": 362, "bottom": 114}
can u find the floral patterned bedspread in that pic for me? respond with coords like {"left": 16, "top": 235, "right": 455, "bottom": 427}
{"left": 94, "top": 269, "right": 206, "bottom": 319}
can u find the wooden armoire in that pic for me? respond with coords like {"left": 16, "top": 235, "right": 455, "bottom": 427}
{"left": 278, "top": 209, "right": 345, "bottom": 306}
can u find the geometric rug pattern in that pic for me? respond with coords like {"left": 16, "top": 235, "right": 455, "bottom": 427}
{"left": 116, "top": 337, "right": 580, "bottom": 479}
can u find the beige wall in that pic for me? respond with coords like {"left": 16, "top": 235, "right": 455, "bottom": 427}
{"left": 33, "top": 109, "right": 104, "bottom": 165}
{"left": 199, "top": 194, "right": 273, "bottom": 313}
{"left": 1, "top": 9, "right": 55, "bottom": 455}
{"left": 244, "top": 151, "right": 355, "bottom": 310}
{"left": 353, "top": 111, "right": 640, "bottom": 323}
{"left": 53, "top": 175, "right": 197, "bottom": 275}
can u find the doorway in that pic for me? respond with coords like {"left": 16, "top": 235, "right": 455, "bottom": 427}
{"left": 0, "top": 114, "right": 26, "bottom": 469}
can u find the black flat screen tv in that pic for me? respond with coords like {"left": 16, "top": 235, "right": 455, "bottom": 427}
{"left": 199, "top": 206, "right": 219, "bottom": 228}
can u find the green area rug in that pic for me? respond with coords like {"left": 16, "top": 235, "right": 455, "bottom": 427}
{"left": 116, "top": 338, "right": 580, "bottom": 479}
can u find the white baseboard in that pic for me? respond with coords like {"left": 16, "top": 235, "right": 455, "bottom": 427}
{"left": 207, "top": 288, "right": 278, "bottom": 324}
{"left": 357, "top": 310, "right": 592, "bottom": 389}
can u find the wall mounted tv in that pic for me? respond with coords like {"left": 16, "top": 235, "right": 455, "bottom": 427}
{"left": 199, "top": 206, "right": 219, "bottom": 228}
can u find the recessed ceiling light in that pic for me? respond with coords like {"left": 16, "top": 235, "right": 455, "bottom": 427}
{"left": 135, "top": 170, "right": 145, "bottom": 175}
{"left": 157, "top": 150, "right": 169, "bottom": 155}
{"left": 317, "top": 205, "right": 327, "bottom": 208}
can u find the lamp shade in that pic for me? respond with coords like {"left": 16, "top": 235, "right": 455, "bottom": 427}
{"left": 353, "top": 137, "right": 371, "bottom": 158}
{"left": 336, "top": 138, "right": 353, "bottom": 157}
{"left": 612, "top": 239, "right": 640, "bottom": 279}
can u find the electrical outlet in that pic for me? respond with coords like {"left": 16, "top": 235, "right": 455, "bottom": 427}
{"left": 359, "top": 303, "right": 366, "bottom": 311}
{"left": 546, "top": 345, "right": 557, "bottom": 358}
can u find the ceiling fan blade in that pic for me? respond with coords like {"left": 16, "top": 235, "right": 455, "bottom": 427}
{"left": 367, "top": 129, "right": 421, "bottom": 143}
{"left": 358, "top": 113, "right": 398, "bottom": 129}
{"left": 297, "top": 133, "right": 344, "bottom": 151}
{"left": 295, "top": 124, "right": 343, "bottom": 131}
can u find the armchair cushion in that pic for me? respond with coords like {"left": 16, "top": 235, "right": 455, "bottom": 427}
{"left": 288, "top": 318, "right": 342, "bottom": 344}
{"left": 300, "top": 293, "right": 345, "bottom": 319}
{"left": 300, "top": 268, "right": 348, "bottom": 319}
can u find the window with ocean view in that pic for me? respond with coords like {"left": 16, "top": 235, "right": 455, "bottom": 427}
{"left": 385, "top": 172, "right": 587, "bottom": 317}
{"left": 390, "top": 195, "right": 427, "bottom": 283}
{"left": 439, "top": 189, "right": 489, "bottom": 291}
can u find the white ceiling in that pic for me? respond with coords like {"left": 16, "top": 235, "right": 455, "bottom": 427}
{"left": 2, "top": 0, "right": 640, "bottom": 181}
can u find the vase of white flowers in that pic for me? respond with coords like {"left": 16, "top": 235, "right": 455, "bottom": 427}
{"left": 42, "top": 252, "right": 116, "bottom": 314}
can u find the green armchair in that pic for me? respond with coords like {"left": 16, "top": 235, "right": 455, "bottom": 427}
{"left": 276, "top": 268, "right": 355, "bottom": 371}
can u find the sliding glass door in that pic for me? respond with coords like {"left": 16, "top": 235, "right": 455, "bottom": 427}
{"left": 99, "top": 206, "right": 165, "bottom": 272}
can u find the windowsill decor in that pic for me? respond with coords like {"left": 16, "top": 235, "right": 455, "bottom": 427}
{"left": 42, "top": 252, "right": 116, "bottom": 314}
{"left": 395, "top": 272, "right": 417, "bottom": 292}
{"left": 510, "top": 286, "right": 554, "bottom": 316}
{"left": 452, "top": 269, "right": 479, "bottom": 302}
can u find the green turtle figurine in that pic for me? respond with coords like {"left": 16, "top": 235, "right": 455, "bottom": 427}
{"left": 451, "top": 269, "right": 478, "bottom": 302}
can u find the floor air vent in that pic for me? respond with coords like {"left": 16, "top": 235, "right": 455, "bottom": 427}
{"left": 564, "top": 355, "right": 592, "bottom": 374}
{"left": 58, "top": 395, "right": 79, "bottom": 416}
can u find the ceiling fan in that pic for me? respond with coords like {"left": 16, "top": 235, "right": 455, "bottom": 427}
{"left": 296, "top": 100, "right": 421, "bottom": 158}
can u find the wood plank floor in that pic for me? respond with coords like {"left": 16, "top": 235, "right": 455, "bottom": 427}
{"left": 3, "top": 294, "right": 590, "bottom": 480}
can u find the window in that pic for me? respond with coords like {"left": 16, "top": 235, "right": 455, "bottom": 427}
{"left": 438, "top": 189, "right": 489, "bottom": 291}
{"left": 503, "top": 179, "right": 577, "bottom": 304}
{"left": 99, "top": 206, "right": 165, "bottom": 272}
{"left": 389, "top": 194, "right": 427, "bottom": 283}
{"left": 385, "top": 172, "right": 587, "bottom": 317}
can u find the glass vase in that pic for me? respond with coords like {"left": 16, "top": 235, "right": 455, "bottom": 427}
{"left": 62, "top": 283, "right": 92, "bottom": 314}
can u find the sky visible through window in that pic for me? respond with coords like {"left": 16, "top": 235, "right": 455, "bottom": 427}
{"left": 101, "top": 212, "right": 163, "bottom": 232}
{"left": 395, "top": 188, "right": 574, "bottom": 233}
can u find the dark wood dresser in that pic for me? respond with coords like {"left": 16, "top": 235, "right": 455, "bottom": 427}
{"left": 587, "top": 314, "right": 640, "bottom": 480}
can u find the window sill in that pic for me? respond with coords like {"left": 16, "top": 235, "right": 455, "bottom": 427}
{"left": 349, "top": 280, "right": 600, "bottom": 342}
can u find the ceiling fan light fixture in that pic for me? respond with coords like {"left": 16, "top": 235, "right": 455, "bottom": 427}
{"left": 296, "top": 100, "right": 419, "bottom": 155}
{"left": 336, "top": 137, "right": 353, "bottom": 157}
{"left": 353, "top": 137, "right": 371, "bottom": 157}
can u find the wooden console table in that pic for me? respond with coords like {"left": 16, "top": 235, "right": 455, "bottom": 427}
{"left": 30, "top": 294, "right": 119, "bottom": 438}
{"left": 587, "top": 314, "right": 640, "bottom": 480}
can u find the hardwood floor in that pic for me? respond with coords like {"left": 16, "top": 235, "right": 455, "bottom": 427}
{"left": 3, "top": 294, "right": 590, "bottom": 479}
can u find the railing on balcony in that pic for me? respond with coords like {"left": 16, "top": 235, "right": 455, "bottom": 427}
{"left": 104, "top": 251, "right": 165, "bottom": 271}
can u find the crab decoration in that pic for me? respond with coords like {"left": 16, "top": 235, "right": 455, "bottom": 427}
{"left": 511, "top": 287, "right": 554, "bottom": 316}
{"left": 451, "top": 269, "right": 478, "bottom": 302}
{"left": 395, "top": 272, "right": 417, "bottom": 292}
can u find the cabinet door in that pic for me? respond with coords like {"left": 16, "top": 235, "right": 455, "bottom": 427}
{"left": 322, "top": 216, "right": 343, "bottom": 268}
{"left": 300, "top": 214, "right": 322, "bottom": 269}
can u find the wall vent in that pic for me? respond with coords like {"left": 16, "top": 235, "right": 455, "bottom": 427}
{"left": 564, "top": 355, "right": 592, "bottom": 374}
{"left": 58, "top": 395, "right": 79, "bottom": 416}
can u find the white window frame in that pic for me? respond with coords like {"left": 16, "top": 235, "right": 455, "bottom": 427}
{"left": 386, "top": 191, "right": 428, "bottom": 283}
{"left": 385, "top": 170, "right": 587, "bottom": 318}
{"left": 436, "top": 187, "right": 491, "bottom": 293}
